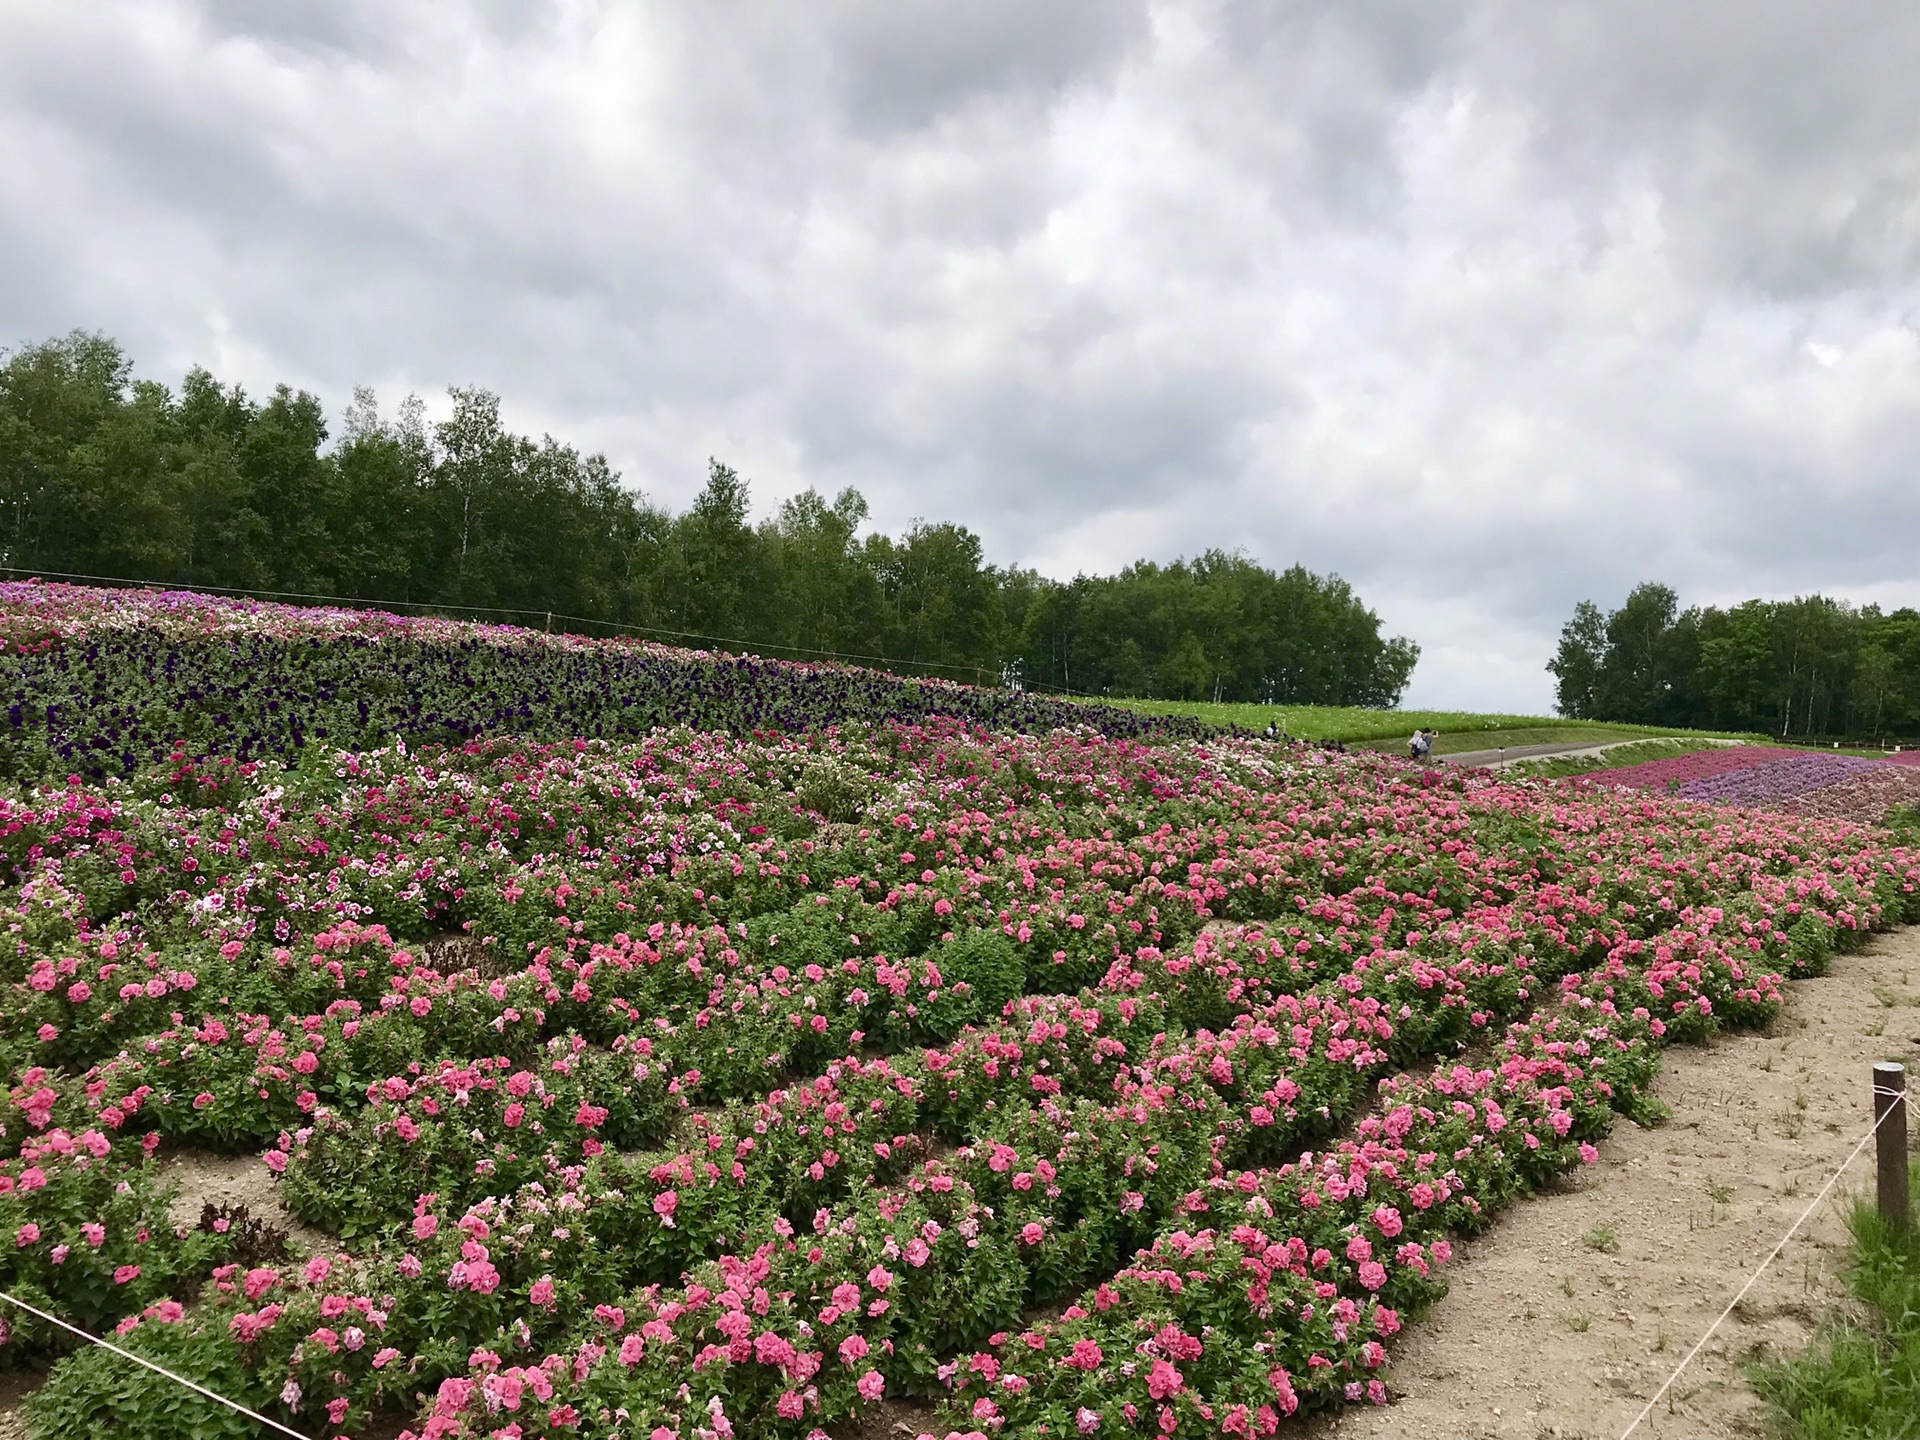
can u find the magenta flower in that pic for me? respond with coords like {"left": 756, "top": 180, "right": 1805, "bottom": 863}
{"left": 1146, "top": 1358, "right": 1184, "bottom": 1400}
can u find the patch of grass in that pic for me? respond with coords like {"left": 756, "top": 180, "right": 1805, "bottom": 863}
{"left": 1564, "top": 1312, "right": 1594, "bottom": 1334}
{"left": 1506, "top": 737, "right": 1730, "bottom": 780}
{"left": 1708, "top": 1180, "right": 1736, "bottom": 1207}
{"left": 1392, "top": 725, "right": 1658, "bottom": 756}
{"left": 1088, "top": 700, "right": 1739, "bottom": 744}
{"left": 1582, "top": 1224, "right": 1621, "bottom": 1254}
{"left": 1748, "top": 1165, "right": 1920, "bottom": 1438}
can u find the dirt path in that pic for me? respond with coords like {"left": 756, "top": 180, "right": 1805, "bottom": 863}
{"left": 1319, "top": 927, "right": 1920, "bottom": 1440}
{"left": 155, "top": 1149, "right": 331, "bottom": 1255}
{"left": 1440, "top": 738, "right": 1740, "bottom": 770}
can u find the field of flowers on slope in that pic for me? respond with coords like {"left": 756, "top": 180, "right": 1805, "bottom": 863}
{"left": 1, "top": 712, "right": 1915, "bottom": 1440}
{"left": 1582, "top": 744, "right": 1920, "bottom": 827}
{"left": 0, "top": 582, "right": 1206, "bottom": 782}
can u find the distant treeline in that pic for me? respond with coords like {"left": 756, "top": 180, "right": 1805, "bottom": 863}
{"left": 0, "top": 332, "right": 1418, "bottom": 706}
{"left": 1550, "top": 583, "right": 1920, "bottom": 740}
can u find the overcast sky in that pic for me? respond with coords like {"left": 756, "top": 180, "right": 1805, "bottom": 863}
{"left": 5, "top": 2, "right": 1919, "bottom": 711}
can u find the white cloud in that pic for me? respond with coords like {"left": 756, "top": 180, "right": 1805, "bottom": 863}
{"left": 3, "top": 0, "right": 1919, "bottom": 712}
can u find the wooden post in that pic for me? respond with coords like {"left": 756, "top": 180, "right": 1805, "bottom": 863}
{"left": 1876, "top": 1062, "right": 1909, "bottom": 1229}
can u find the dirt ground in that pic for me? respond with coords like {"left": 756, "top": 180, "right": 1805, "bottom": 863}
{"left": 1317, "top": 927, "right": 1920, "bottom": 1440}
{"left": 3, "top": 934, "right": 1916, "bottom": 1440}
{"left": 154, "top": 1148, "right": 332, "bottom": 1255}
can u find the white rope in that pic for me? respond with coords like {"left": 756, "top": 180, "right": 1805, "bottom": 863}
{"left": 1616, "top": 1084, "right": 1908, "bottom": 1439}
{"left": 0, "top": 1290, "right": 316, "bottom": 1440}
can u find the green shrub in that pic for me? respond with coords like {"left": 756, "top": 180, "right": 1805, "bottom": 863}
{"left": 914, "top": 929, "right": 1024, "bottom": 1040}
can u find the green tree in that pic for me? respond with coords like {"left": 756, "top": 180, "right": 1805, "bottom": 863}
{"left": 763, "top": 487, "right": 880, "bottom": 656}
{"left": 1548, "top": 600, "right": 1608, "bottom": 720}
{"left": 671, "top": 461, "right": 759, "bottom": 639}
{"left": 0, "top": 332, "right": 137, "bottom": 572}
{"left": 874, "top": 521, "right": 997, "bottom": 677}
{"left": 0, "top": 331, "right": 1427, "bottom": 711}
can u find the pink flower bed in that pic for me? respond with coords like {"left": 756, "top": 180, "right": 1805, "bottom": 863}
{"left": 4, "top": 592, "right": 1920, "bottom": 1440}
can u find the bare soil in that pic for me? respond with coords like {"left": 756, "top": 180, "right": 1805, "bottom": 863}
{"left": 1317, "top": 927, "right": 1920, "bottom": 1440}
{"left": 0, "top": 1369, "right": 35, "bottom": 1440}
{"left": 155, "top": 1148, "right": 333, "bottom": 1256}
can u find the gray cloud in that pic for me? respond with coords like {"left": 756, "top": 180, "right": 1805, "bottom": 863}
{"left": 3, "top": 0, "right": 1918, "bottom": 709}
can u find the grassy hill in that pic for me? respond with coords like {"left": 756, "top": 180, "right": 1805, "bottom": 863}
{"left": 1089, "top": 698, "right": 1758, "bottom": 751}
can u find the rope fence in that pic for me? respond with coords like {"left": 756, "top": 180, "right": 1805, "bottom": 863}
{"left": 0, "top": 1289, "right": 315, "bottom": 1439}
{"left": 1616, "top": 1077, "right": 1909, "bottom": 1439}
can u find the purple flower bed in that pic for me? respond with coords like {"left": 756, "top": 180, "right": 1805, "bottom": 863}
{"left": 0, "top": 582, "right": 1216, "bottom": 777}
{"left": 1586, "top": 745, "right": 1797, "bottom": 792}
{"left": 1677, "top": 752, "right": 1891, "bottom": 806}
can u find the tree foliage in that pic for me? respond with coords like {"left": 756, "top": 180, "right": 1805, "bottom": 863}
{"left": 1550, "top": 582, "right": 1920, "bottom": 740}
{"left": 1, "top": 331, "right": 1417, "bottom": 705}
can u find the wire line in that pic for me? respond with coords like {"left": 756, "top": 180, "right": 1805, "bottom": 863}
{"left": 1617, "top": 1084, "right": 1908, "bottom": 1439}
{"left": 0, "top": 1290, "right": 316, "bottom": 1439}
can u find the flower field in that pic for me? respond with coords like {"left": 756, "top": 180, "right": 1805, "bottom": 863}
{"left": 1581, "top": 744, "right": 1920, "bottom": 826}
{"left": 1, "top": 586, "right": 1917, "bottom": 1440}
{"left": 0, "top": 582, "right": 1207, "bottom": 783}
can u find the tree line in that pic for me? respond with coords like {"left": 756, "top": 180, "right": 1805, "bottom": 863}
{"left": 0, "top": 331, "right": 1418, "bottom": 706}
{"left": 1549, "top": 582, "right": 1920, "bottom": 741}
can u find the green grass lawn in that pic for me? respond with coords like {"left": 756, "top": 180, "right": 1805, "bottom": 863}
{"left": 1360, "top": 724, "right": 1671, "bottom": 756}
{"left": 1095, "top": 698, "right": 1755, "bottom": 748}
{"left": 1096, "top": 700, "right": 1606, "bottom": 740}
{"left": 1086, "top": 697, "right": 1920, "bottom": 761}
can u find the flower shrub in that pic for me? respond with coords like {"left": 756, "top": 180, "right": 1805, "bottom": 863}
{"left": 0, "top": 601, "right": 1916, "bottom": 1439}
{"left": 1580, "top": 743, "right": 1920, "bottom": 826}
{"left": 0, "top": 582, "right": 1208, "bottom": 781}
{"left": 1583, "top": 744, "right": 1797, "bottom": 793}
